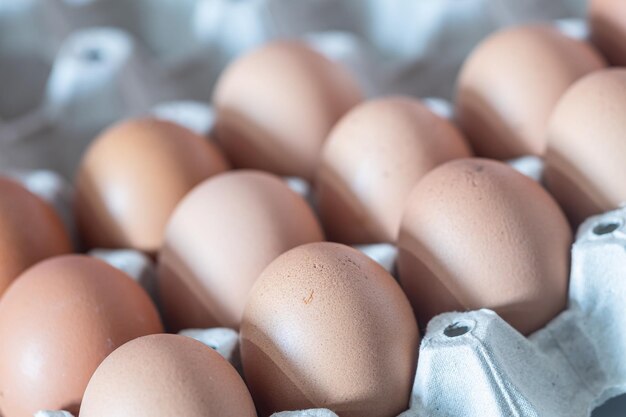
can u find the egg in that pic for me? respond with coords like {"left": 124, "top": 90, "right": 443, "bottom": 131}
{"left": 0, "top": 255, "right": 163, "bottom": 417}
{"left": 240, "top": 242, "right": 419, "bottom": 417}
{"left": 79, "top": 334, "right": 256, "bottom": 417}
{"left": 545, "top": 68, "right": 626, "bottom": 226}
{"left": 0, "top": 177, "right": 72, "bottom": 297}
{"left": 213, "top": 40, "right": 363, "bottom": 180}
{"left": 316, "top": 96, "right": 472, "bottom": 243}
{"left": 74, "top": 118, "right": 229, "bottom": 254}
{"left": 397, "top": 158, "right": 571, "bottom": 335}
{"left": 455, "top": 24, "right": 605, "bottom": 159}
{"left": 158, "top": 170, "right": 324, "bottom": 331}
{"left": 589, "top": 0, "right": 626, "bottom": 65}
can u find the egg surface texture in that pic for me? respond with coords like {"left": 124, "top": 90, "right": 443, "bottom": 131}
{"left": 397, "top": 158, "right": 571, "bottom": 335}
{"left": 79, "top": 334, "right": 257, "bottom": 417}
{"left": 240, "top": 242, "right": 419, "bottom": 417}
{"left": 0, "top": 255, "right": 163, "bottom": 417}
{"left": 546, "top": 68, "right": 626, "bottom": 226}
{"left": 456, "top": 24, "right": 605, "bottom": 159}
{"left": 0, "top": 176, "right": 72, "bottom": 296}
{"left": 74, "top": 118, "right": 229, "bottom": 253}
{"left": 158, "top": 170, "right": 324, "bottom": 331}
{"left": 213, "top": 40, "right": 363, "bottom": 180}
{"left": 590, "top": 0, "right": 626, "bottom": 65}
{"left": 316, "top": 96, "right": 472, "bottom": 243}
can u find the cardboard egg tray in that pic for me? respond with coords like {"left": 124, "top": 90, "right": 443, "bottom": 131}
{"left": 20, "top": 166, "right": 626, "bottom": 417}
{"left": 2, "top": 1, "right": 625, "bottom": 416}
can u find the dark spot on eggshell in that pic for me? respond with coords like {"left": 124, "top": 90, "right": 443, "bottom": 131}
{"left": 303, "top": 290, "right": 314, "bottom": 305}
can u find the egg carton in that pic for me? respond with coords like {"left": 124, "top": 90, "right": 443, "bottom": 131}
{"left": 11, "top": 164, "right": 625, "bottom": 417}
{"left": 2, "top": 0, "right": 623, "bottom": 416}
{"left": 103, "top": 206, "right": 626, "bottom": 417}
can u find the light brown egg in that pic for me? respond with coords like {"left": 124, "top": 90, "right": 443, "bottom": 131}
{"left": 158, "top": 170, "right": 324, "bottom": 331}
{"left": 213, "top": 40, "right": 363, "bottom": 180}
{"left": 0, "top": 255, "right": 162, "bottom": 417}
{"left": 316, "top": 96, "right": 472, "bottom": 244}
{"left": 79, "top": 334, "right": 257, "bottom": 417}
{"left": 545, "top": 68, "right": 626, "bottom": 226}
{"left": 456, "top": 24, "right": 605, "bottom": 159}
{"left": 397, "top": 158, "right": 571, "bottom": 335}
{"left": 74, "top": 118, "right": 229, "bottom": 254}
{"left": 589, "top": 0, "right": 626, "bottom": 65}
{"left": 0, "top": 177, "right": 72, "bottom": 297}
{"left": 240, "top": 242, "right": 419, "bottom": 417}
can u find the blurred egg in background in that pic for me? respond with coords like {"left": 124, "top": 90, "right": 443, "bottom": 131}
{"left": 316, "top": 96, "right": 471, "bottom": 244}
{"left": 213, "top": 40, "right": 363, "bottom": 180}
{"left": 0, "top": 176, "right": 72, "bottom": 297}
{"left": 589, "top": 0, "right": 626, "bottom": 65}
{"left": 545, "top": 68, "right": 626, "bottom": 227}
{"left": 158, "top": 170, "right": 324, "bottom": 331}
{"left": 74, "top": 117, "right": 229, "bottom": 254}
{"left": 455, "top": 24, "right": 605, "bottom": 159}
{"left": 0, "top": 255, "right": 162, "bottom": 417}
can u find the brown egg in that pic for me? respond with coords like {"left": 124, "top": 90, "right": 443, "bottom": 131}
{"left": 74, "top": 118, "right": 229, "bottom": 254}
{"left": 0, "top": 177, "right": 72, "bottom": 297}
{"left": 80, "top": 334, "right": 256, "bottom": 417}
{"left": 240, "top": 242, "right": 419, "bottom": 417}
{"left": 456, "top": 24, "right": 605, "bottom": 159}
{"left": 590, "top": 0, "right": 626, "bottom": 65}
{"left": 397, "top": 158, "right": 571, "bottom": 335}
{"left": 158, "top": 170, "right": 324, "bottom": 331}
{"left": 316, "top": 96, "right": 472, "bottom": 244}
{"left": 545, "top": 68, "right": 626, "bottom": 226}
{"left": 213, "top": 40, "right": 363, "bottom": 180}
{"left": 0, "top": 255, "right": 163, "bottom": 417}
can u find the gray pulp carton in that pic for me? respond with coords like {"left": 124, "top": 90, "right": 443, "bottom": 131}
{"left": 86, "top": 206, "right": 626, "bottom": 417}
{"left": 2, "top": 1, "right": 624, "bottom": 416}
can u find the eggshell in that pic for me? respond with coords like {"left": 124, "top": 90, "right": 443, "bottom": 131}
{"left": 0, "top": 177, "right": 72, "bottom": 297}
{"left": 0, "top": 255, "right": 163, "bottom": 417}
{"left": 397, "top": 158, "right": 571, "bottom": 335}
{"left": 79, "top": 334, "right": 257, "bottom": 417}
{"left": 589, "top": 0, "right": 626, "bottom": 65}
{"left": 74, "top": 118, "right": 229, "bottom": 254}
{"left": 213, "top": 40, "right": 363, "bottom": 180}
{"left": 456, "top": 24, "right": 605, "bottom": 159}
{"left": 158, "top": 170, "right": 324, "bottom": 331}
{"left": 240, "top": 242, "right": 419, "bottom": 417}
{"left": 545, "top": 68, "right": 626, "bottom": 226}
{"left": 316, "top": 96, "right": 472, "bottom": 243}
